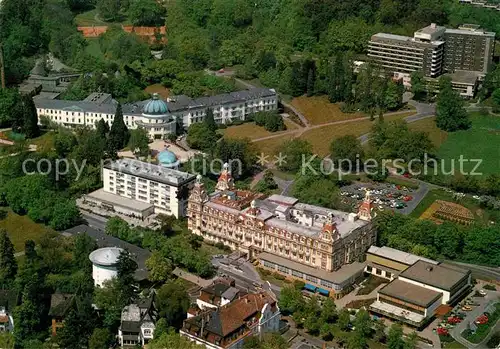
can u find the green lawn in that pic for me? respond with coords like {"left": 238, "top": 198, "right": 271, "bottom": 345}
{"left": 0, "top": 209, "right": 54, "bottom": 252}
{"left": 437, "top": 113, "right": 500, "bottom": 176}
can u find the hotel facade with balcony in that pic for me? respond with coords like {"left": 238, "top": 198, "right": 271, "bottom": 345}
{"left": 187, "top": 165, "right": 376, "bottom": 297}
{"left": 80, "top": 159, "right": 196, "bottom": 219}
{"left": 35, "top": 88, "right": 278, "bottom": 140}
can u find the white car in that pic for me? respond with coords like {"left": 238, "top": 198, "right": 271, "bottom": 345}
{"left": 472, "top": 195, "right": 480, "bottom": 200}
{"left": 479, "top": 289, "right": 487, "bottom": 296}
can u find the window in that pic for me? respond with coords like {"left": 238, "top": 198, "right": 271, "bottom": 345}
{"left": 366, "top": 265, "right": 372, "bottom": 273}
{"left": 375, "top": 268, "right": 382, "bottom": 276}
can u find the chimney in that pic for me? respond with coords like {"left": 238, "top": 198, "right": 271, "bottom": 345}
{"left": 431, "top": 23, "right": 436, "bottom": 29}
{"left": 426, "top": 266, "right": 433, "bottom": 272}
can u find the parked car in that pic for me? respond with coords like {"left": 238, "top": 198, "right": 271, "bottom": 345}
{"left": 479, "top": 289, "right": 488, "bottom": 296}
{"left": 461, "top": 305, "right": 472, "bottom": 311}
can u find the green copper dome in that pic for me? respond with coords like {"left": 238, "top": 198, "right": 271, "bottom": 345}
{"left": 143, "top": 93, "right": 169, "bottom": 115}
{"left": 158, "top": 150, "right": 177, "bottom": 165}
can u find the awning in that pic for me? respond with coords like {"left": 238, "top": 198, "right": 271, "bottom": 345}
{"left": 304, "top": 284, "right": 317, "bottom": 292}
{"left": 317, "top": 288, "right": 330, "bottom": 296}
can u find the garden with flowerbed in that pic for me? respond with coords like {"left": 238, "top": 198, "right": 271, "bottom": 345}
{"left": 461, "top": 303, "right": 500, "bottom": 344}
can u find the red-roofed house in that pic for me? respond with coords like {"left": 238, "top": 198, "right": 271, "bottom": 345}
{"left": 180, "top": 292, "right": 280, "bottom": 349}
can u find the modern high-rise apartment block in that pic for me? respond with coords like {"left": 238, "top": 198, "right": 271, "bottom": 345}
{"left": 368, "top": 24, "right": 446, "bottom": 79}
{"left": 368, "top": 23, "right": 495, "bottom": 94}
{"left": 443, "top": 24, "right": 495, "bottom": 74}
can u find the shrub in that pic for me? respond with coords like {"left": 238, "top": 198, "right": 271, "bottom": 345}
{"left": 484, "top": 284, "right": 497, "bottom": 291}
{"left": 273, "top": 272, "right": 286, "bottom": 280}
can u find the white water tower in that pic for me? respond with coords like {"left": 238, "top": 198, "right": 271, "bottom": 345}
{"left": 89, "top": 247, "right": 124, "bottom": 287}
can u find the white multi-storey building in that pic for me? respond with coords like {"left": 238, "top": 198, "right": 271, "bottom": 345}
{"left": 34, "top": 88, "right": 278, "bottom": 140}
{"left": 81, "top": 159, "right": 195, "bottom": 219}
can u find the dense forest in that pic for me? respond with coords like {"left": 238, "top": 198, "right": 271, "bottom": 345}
{"left": 2, "top": 0, "right": 500, "bottom": 87}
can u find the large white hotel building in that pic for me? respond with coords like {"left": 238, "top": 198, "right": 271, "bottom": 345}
{"left": 80, "top": 159, "right": 196, "bottom": 219}
{"left": 187, "top": 165, "right": 377, "bottom": 298}
{"left": 34, "top": 88, "right": 278, "bottom": 140}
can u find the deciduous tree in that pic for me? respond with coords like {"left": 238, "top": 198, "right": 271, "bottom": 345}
{"left": 436, "top": 77, "right": 471, "bottom": 132}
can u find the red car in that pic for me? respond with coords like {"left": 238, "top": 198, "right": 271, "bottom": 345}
{"left": 475, "top": 314, "right": 488, "bottom": 325}
{"left": 403, "top": 195, "right": 413, "bottom": 202}
{"left": 437, "top": 327, "right": 449, "bottom": 336}
{"left": 218, "top": 68, "right": 225, "bottom": 73}
{"left": 447, "top": 317, "right": 462, "bottom": 324}
{"left": 403, "top": 172, "right": 412, "bottom": 178}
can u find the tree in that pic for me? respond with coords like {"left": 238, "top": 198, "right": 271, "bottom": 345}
{"left": 385, "top": 79, "right": 404, "bottom": 110}
{"left": 387, "top": 323, "right": 405, "bottom": 349}
{"left": 49, "top": 200, "right": 81, "bottom": 230}
{"left": 14, "top": 95, "right": 39, "bottom": 138}
{"left": 106, "top": 217, "right": 131, "bottom": 240}
{"left": 57, "top": 298, "right": 95, "bottom": 349}
{"left": 338, "top": 308, "right": 351, "bottom": 331}
{"left": 0, "top": 333, "right": 14, "bottom": 349}
{"left": 320, "top": 298, "right": 337, "bottom": 323}
{"left": 203, "top": 108, "right": 218, "bottom": 132}
{"left": 0, "top": 88, "right": 20, "bottom": 127}
{"left": 54, "top": 129, "right": 78, "bottom": 157}
{"left": 128, "top": 128, "right": 150, "bottom": 158}
{"left": 0, "top": 230, "right": 17, "bottom": 283}
{"left": 96, "top": 119, "right": 110, "bottom": 139}
{"left": 404, "top": 331, "right": 418, "bottom": 349}
{"left": 94, "top": 278, "right": 130, "bottom": 328}
{"left": 215, "top": 138, "right": 257, "bottom": 178}
{"left": 350, "top": 309, "right": 372, "bottom": 349}
{"left": 156, "top": 280, "right": 190, "bottom": 328}
{"left": 279, "top": 285, "right": 305, "bottom": 315}
{"left": 146, "top": 251, "right": 173, "bottom": 283}
{"left": 186, "top": 123, "right": 218, "bottom": 152}
{"left": 24, "top": 240, "right": 38, "bottom": 265}
{"left": 491, "top": 88, "right": 500, "bottom": 110}
{"left": 330, "top": 135, "right": 364, "bottom": 171}
{"left": 410, "top": 71, "right": 426, "bottom": 101}
{"left": 97, "top": 0, "right": 121, "bottom": 22}
{"left": 373, "top": 320, "right": 387, "bottom": 343}
{"left": 156, "top": 214, "right": 177, "bottom": 236}
{"left": 277, "top": 139, "right": 313, "bottom": 173}
{"left": 73, "top": 233, "right": 97, "bottom": 271}
{"left": 129, "top": 0, "right": 164, "bottom": 26}
{"left": 150, "top": 331, "right": 200, "bottom": 349}
{"left": 436, "top": 77, "right": 471, "bottom": 132}
{"left": 108, "top": 103, "right": 130, "bottom": 155}
{"left": 306, "top": 65, "right": 316, "bottom": 96}
{"left": 89, "top": 328, "right": 112, "bottom": 349}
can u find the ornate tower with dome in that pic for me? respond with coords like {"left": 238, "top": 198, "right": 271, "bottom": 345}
{"left": 136, "top": 93, "right": 177, "bottom": 140}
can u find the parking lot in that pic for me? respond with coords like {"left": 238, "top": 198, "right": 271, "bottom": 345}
{"left": 340, "top": 183, "right": 420, "bottom": 213}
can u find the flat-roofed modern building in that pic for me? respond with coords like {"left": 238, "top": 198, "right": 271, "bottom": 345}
{"left": 443, "top": 24, "right": 495, "bottom": 74}
{"left": 368, "top": 24, "right": 446, "bottom": 78}
{"left": 368, "top": 23, "right": 495, "bottom": 97}
{"left": 187, "top": 166, "right": 377, "bottom": 298}
{"left": 370, "top": 260, "right": 471, "bottom": 327}
{"left": 365, "top": 245, "right": 438, "bottom": 280}
{"left": 81, "top": 159, "right": 196, "bottom": 219}
{"left": 35, "top": 88, "right": 278, "bottom": 140}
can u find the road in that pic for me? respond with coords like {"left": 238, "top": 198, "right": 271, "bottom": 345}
{"left": 445, "top": 260, "right": 500, "bottom": 282}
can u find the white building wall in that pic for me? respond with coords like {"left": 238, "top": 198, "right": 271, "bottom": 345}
{"left": 92, "top": 264, "right": 118, "bottom": 287}
{"left": 196, "top": 299, "right": 217, "bottom": 310}
{"left": 102, "top": 167, "right": 189, "bottom": 218}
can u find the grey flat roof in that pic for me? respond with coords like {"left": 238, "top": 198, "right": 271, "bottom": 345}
{"left": 450, "top": 70, "right": 481, "bottom": 84}
{"left": 416, "top": 24, "right": 446, "bottom": 35}
{"left": 259, "top": 252, "right": 365, "bottom": 286}
{"left": 379, "top": 279, "right": 442, "bottom": 308}
{"left": 371, "top": 33, "right": 443, "bottom": 46}
{"left": 399, "top": 260, "right": 470, "bottom": 291}
{"left": 367, "top": 246, "right": 438, "bottom": 266}
{"left": 445, "top": 28, "right": 495, "bottom": 37}
{"left": 86, "top": 188, "right": 154, "bottom": 212}
{"left": 104, "top": 159, "right": 195, "bottom": 187}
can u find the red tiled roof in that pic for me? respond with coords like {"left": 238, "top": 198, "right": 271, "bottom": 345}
{"left": 77, "top": 26, "right": 167, "bottom": 43}
{"left": 0, "top": 315, "right": 8, "bottom": 323}
{"left": 77, "top": 26, "right": 108, "bottom": 38}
